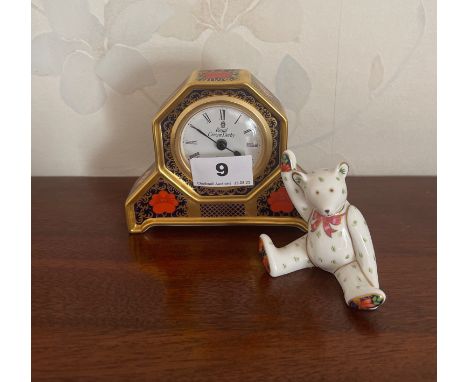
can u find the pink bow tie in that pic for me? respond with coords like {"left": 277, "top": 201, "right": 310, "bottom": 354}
{"left": 310, "top": 211, "right": 344, "bottom": 238}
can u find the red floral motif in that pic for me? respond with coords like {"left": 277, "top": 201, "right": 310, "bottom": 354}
{"left": 267, "top": 187, "right": 294, "bottom": 213}
{"left": 205, "top": 71, "right": 231, "bottom": 79}
{"left": 280, "top": 162, "right": 292, "bottom": 172}
{"left": 198, "top": 70, "right": 238, "bottom": 81}
{"left": 258, "top": 239, "right": 271, "bottom": 273}
{"left": 349, "top": 295, "right": 385, "bottom": 310}
{"left": 149, "top": 190, "right": 179, "bottom": 214}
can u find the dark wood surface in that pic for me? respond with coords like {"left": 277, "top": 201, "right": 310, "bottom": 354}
{"left": 32, "top": 177, "right": 436, "bottom": 381}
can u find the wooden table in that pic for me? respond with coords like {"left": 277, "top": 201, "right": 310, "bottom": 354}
{"left": 32, "top": 177, "right": 436, "bottom": 381}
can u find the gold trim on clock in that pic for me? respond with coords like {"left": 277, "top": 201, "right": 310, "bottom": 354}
{"left": 131, "top": 216, "right": 307, "bottom": 233}
{"left": 170, "top": 95, "right": 273, "bottom": 181}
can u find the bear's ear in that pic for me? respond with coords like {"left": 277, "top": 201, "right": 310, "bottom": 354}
{"left": 336, "top": 162, "right": 349, "bottom": 177}
{"left": 292, "top": 171, "right": 307, "bottom": 188}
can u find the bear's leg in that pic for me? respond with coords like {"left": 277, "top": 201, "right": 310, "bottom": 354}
{"left": 334, "top": 262, "right": 386, "bottom": 310}
{"left": 259, "top": 234, "right": 313, "bottom": 277}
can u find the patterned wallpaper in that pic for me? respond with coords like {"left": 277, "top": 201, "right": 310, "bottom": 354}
{"left": 32, "top": 0, "right": 436, "bottom": 175}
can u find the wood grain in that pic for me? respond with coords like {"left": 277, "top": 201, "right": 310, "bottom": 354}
{"left": 32, "top": 177, "right": 436, "bottom": 381}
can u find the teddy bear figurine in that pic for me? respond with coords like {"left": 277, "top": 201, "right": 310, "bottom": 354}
{"left": 259, "top": 150, "right": 386, "bottom": 310}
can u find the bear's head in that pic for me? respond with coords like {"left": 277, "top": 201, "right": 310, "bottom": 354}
{"left": 292, "top": 163, "right": 349, "bottom": 216}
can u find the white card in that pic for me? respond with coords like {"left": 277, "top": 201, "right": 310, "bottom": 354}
{"left": 190, "top": 155, "right": 254, "bottom": 187}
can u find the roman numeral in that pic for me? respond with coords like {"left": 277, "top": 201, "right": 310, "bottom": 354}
{"left": 203, "top": 113, "right": 211, "bottom": 123}
{"left": 188, "top": 152, "right": 200, "bottom": 160}
{"left": 220, "top": 109, "right": 225, "bottom": 121}
{"left": 184, "top": 140, "right": 197, "bottom": 145}
{"left": 243, "top": 128, "right": 252, "bottom": 135}
{"left": 235, "top": 114, "right": 242, "bottom": 124}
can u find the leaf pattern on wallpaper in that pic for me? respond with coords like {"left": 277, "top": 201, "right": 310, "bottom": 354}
{"left": 105, "top": 0, "right": 173, "bottom": 47}
{"left": 32, "top": 0, "right": 158, "bottom": 114}
{"left": 60, "top": 51, "right": 106, "bottom": 114}
{"left": 240, "top": 0, "right": 303, "bottom": 42}
{"left": 332, "top": 0, "right": 427, "bottom": 125}
{"left": 292, "top": 0, "right": 428, "bottom": 155}
{"left": 43, "top": 0, "right": 104, "bottom": 49}
{"left": 95, "top": 45, "right": 156, "bottom": 94}
{"left": 417, "top": 1, "right": 426, "bottom": 28}
{"left": 160, "top": 0, "right": 257, "bottom": 37}
{"left": 368, "top": 54, "right": 384, "bottom": 94}
{"left": 160, "top": 0, "right": 302, "bottom": 73}
{"left": 275, "top": 55, "right": 311, "bottom": 113}
{"left": 202, "top": 32, "right": 262, "bottom": 74}
{"left": 206, "top": 0, "right": 254, "bottom": 30}
{"left": 32, "top": 0, "right": 305, "bottom": 114}
{"left": 32, "top": 33, "right": 90, "bottom": 76}
{"left": 158, "top": 2, "right": 206, "bottom": 41}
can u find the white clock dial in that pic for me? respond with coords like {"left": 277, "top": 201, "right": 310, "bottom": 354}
{"left": 180, "top": 104, "right": 264, "bottom": 169}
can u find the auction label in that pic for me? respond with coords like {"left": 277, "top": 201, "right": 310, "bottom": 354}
{"left": 190, "top": 155, "right": 253, "bottom": 187}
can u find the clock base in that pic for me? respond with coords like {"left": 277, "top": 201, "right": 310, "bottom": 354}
{"left": 125, "top": 163, "right": 307, "bottom": 233}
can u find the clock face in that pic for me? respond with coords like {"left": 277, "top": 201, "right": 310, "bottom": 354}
{"left": 179, "top": 104, "right": 265, "bottom": 171}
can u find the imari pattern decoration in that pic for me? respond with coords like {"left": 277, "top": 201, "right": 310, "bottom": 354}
{"left": 196, "top": 69, "right": 240, "bottom": 82}
{"left": 349, "top": 295, "right": 385, "bottom": 310}
{"left": 258, "top": 239, "right": 270, "bottom": 274}
{"left": 133, "top": 178, "right": 188, "bottom": 224}
{"left": 125, "top": 69, "right": 307, "bottom": 233}
{"left": 259, "top": 150, "right": 387, "bottom": 311}
{"left": 257, "top": 179, "right": 300, "bottom": 217}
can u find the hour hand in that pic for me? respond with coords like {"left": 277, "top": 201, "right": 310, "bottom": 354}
{"left": 228, "top": 148, "right": 242, "bottom": 156}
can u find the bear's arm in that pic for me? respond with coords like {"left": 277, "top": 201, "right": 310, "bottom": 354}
{"left": 281, "top": 150, "right": 313, "bottom": 221}
{"left": 347, "top": 205, "right": 379, "bottom": 288}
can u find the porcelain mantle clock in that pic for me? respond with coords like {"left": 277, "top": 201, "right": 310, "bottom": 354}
{"left": 125, "top": 69, "right": 307, "bottom": 233}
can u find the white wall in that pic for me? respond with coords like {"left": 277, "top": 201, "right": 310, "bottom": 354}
{"left": 31, "top": 0, "right": 436, "bottom": 176}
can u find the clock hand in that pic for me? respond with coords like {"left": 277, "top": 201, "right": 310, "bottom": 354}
{"left": 225, "top": 146, "right": 242, "bottom": 156}
{"left": 190, "top": 124, "right": 242, "bottom": 156}
{"left": 190, "top": 124, "right": 218, "bottom": 146}
{"left": 214, "top": 139, "right": 241, "bottom": 156}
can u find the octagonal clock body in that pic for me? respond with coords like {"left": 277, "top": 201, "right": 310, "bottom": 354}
{"left": 125, "top": 69, "right": 307, "bottom": 233}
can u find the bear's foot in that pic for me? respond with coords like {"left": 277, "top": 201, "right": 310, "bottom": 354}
{"left": 258, "top": 235, "right": 271, "bottom": 274}
{"left": 259, "top": 234, "right": 312, "bottom": 277}
{"left": 259, "top": 234, "right": 279, "bottom": 275}
{"left": 348, "top": 293, "right": 386, "bottom": 311}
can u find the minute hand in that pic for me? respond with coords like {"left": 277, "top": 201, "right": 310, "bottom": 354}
{"left": 190, "top": 124, "right": 241, "bottom": 156}
{"left": 190, "top": 124, "right": 218, "bottom": 145}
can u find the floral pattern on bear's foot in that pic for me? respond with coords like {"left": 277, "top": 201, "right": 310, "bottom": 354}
{"left": 280, "top": 153, "right": 292, "bottom": 172}
{"left": 258, "top": 239, "right": 271, "bottom": 274}
{"left": 349, "top": 294, "right": 385, "bottom": 310}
